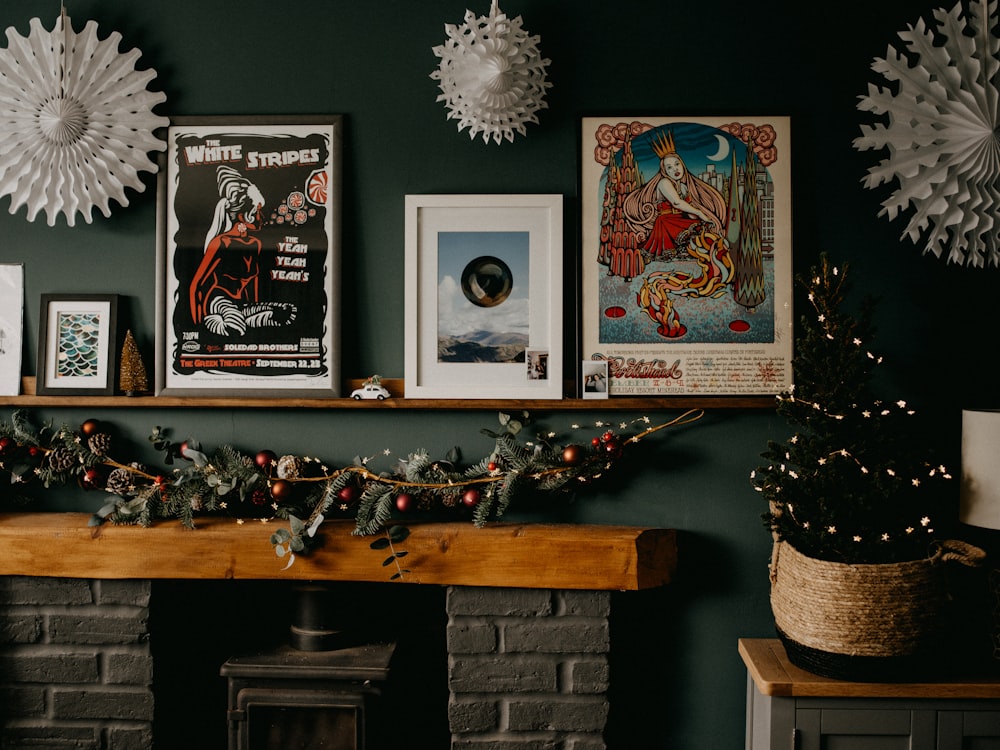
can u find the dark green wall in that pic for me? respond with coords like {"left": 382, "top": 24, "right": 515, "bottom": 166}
{"left": 1, "top": 1, "right": 995, "bottom": 747}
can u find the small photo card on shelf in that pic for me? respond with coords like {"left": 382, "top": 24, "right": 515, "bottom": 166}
{"left": 582, "top": 360, "right": 609, "bottom": 399}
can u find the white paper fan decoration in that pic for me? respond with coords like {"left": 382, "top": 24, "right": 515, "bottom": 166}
{"left": 430, "top": 0, "right": 552, "bottom": 145}
{"left": 0, "top": 13, "right": 169, "bottom": 227}
{"left": 853, "top": 0, "right": 1000, "bottom": 268}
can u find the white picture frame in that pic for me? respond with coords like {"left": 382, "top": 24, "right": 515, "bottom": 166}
{"left": 404, "top": 194, "right": 563, "bottom": 400}
{"left": 0, "top": 263, "right": 24, "bottom": 396}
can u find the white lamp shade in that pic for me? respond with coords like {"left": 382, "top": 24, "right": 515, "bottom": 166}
{"left": 961, "top": 409, "right": 1000, "bottom": 530}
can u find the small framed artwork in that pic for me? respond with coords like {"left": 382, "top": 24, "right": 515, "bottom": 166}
{"left": 580, "top": 115, "right": 793, "bottom": 396}
{"left": 405, "top": 194, "right": 563, "bottom": 399}
{"left": 156, "top": 116, "right": 342, "bottom": 397}
{"left": 36, "top": 294, "right": 118, "bottom": 396}
{"left": 0, "top": 263, "right": 24, "bottom": 396}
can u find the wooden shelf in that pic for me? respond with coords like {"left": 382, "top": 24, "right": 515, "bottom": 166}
{"left": 0, "top": 513, "right": 676, "bottom": 590}
{"left": 1, "top": 377, "right": 774, "bottom": 410}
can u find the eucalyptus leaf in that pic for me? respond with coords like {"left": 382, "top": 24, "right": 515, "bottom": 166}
{"left": 370, "top": 537, "right": 391, "bottom": 550}
{"left": 95, "top": 500, "right": 119, "bottom": 519}
{"left": 387, "top": 525, "right": 410, "bottom": 543}
{"left": 382, "top": 555, "right": 396, "bottom": 567}
{"left": 274, "top": 543, "right": 288, "bottom": 557}
{"left": 289, "top": 516, "right": 305, "bottom": 535}
{"left": 271, "top": 528, "right": 291, "bottom": 544}
{"left": 394, "top": 550, "right": 409, "bottom": 559}
{"left": 498, "top": 412, "right": 511, "bottom": 426}
{"left": 446, "top": 446, "right": 461, "bottom": 463}
{"left": 290, "top": 536, "right": 305, "bottom": 553}
{"left": 123, "top": 497, "right": 147, "bottom": 513}
{"left": 185, "top": 448, "right": 209, "bottom": 467}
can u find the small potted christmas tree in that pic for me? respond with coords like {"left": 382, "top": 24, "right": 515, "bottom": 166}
{"left": 751, "top": 255, "right": 982, "bottom": 680}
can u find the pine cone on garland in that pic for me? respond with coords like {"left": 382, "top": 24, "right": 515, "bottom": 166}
{"left": 276, "top": 455, "right": 303, "bottom": 480}
{"left": 105, "top": 468, "right": 133, "bottom": 496}
{"left": 47, "top": 446, "right": 77, "bottom": 472}
{"left": 88, "top": 432, "right": 111, "bottom": 457}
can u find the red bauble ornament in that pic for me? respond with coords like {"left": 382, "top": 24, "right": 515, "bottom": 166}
{"left": 255, "top": 450, "right": 277, "bottom": 471}
{"left": 337, "top": 485, "right": 359, "bottom": 504}
{"left": 270, "top": 479, "right": 293, "bottom": 501}
{"left": 462, "top": 488, "right": 480, "bottom": 507}
{"left": 80, "top": 419, "right": 100, "bottom": 436}
{"left": 591, "top": 437, "right": 601, "bottom": 447}
{"left": 82, "top": 468, "right": 102, "bottom": 488}
{"left": 603, "top": 439, "right": 623, "bottom": 459}
{"left": 395, "top": 492, "right": 414, "bottom": 512}
{"left": 487, "top": 461, "right": 497, "bottom": 472}
{"left": 562, "top": 444, "right": 583, "bottom": 465}
{"left": 0, "top": 436, "right": 11, "bottom": 454}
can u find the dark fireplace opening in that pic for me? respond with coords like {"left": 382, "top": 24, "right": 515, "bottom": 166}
{"left": 150, "top": 580, "right": 450, "bottom": 748}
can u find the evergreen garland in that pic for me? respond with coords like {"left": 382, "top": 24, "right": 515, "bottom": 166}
{"left": 751, "top": 255, "right": 953, "bottom": 564}
{"left": 0, "top": 408, "right": 702, "bottom": 567}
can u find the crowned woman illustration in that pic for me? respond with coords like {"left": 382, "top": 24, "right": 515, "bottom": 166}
{"left": 622, "top": 130, "right": 728, "bottom": 259}
{"left": 622, "top": 129, "right": 735, "bottom": 337}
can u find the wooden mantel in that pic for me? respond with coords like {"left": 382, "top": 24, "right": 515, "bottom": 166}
{"left": 0, "top": 513, "right": 676, "bottom": 590}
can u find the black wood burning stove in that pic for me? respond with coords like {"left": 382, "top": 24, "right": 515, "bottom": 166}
{"left": 221, "top": 585, "right": 395, "bottom": 750}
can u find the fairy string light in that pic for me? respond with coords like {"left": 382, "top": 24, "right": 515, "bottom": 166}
{"left": 751, "top": 255, "right": 954, "bottom": 563}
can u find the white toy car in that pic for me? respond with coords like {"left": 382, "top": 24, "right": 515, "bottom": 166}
{"left": 350, "top": 383, "right": 390, "bottom": 400}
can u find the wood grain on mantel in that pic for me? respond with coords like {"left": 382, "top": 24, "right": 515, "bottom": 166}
{"left": 0, "top": 513, "right": 676, "bottom": 590}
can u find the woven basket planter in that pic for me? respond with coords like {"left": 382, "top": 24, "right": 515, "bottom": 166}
{"left": 769, "top": 540, "right": 984, "bottom": 681}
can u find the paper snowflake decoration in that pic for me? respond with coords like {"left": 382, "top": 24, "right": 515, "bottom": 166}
{"left": 0, "top": 13, "right": 168, "bottom": 227}
{"left": 853, "top": 0, "right": 1000, "bottom": 267}
{"left": 430, "top": 0, "right": 551, "bottom": 145}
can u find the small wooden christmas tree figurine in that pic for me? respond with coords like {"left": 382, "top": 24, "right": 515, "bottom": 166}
{"left": 119, "top": 329, "right": 149, "bottom": 396}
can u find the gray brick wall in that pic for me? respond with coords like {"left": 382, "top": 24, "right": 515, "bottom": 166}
{"left": 0, "top": 577, "right": 153, "bottom": 749}
{"left": 447, "top": 586, "right": 612, "bottom": 750}
{"left": 0, "top": 578, "right": 612, "bottom": 749}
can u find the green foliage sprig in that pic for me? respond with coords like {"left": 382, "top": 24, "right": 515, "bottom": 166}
{"left": 751, "top": 255, "right": 953, "bottom": 564}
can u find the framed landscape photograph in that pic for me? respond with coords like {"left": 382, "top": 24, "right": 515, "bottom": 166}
{"left": 404, "top": 194, "right": 563, "bottom": 399}
{"left": 36, "top": 294, "right": 118, "bottom": 396}
{"left": 580, "top": 115, "right": 793, "bottom": 396}
{"left": 156, "top": 116, "right": 342, "bottom": 397}
{"left": 0, "top": 263, "right": 24, "bottom": 396}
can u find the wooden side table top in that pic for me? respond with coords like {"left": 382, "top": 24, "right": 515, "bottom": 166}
{"left": 739, "top": 638, "right": 1000, "bottom": 699}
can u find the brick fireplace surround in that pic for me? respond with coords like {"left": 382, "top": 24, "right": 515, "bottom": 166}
{"left": 0, "top": 514, "right": 675, "bottom": 749}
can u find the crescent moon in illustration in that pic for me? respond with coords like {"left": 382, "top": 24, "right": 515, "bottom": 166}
{"left": 707, "top": 134, "right": 730, "bottom": 161}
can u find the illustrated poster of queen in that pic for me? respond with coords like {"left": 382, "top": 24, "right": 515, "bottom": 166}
{"left": 580, "top": 116, "right": 793, "bottom": 396}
